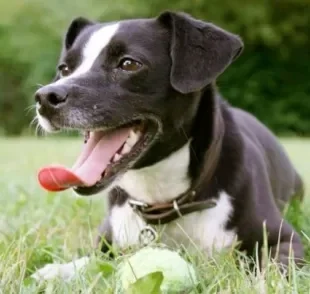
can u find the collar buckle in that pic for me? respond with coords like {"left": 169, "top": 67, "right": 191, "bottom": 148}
{"left": 173, "top": 200, "right": 183, "bottom": 218}
{"left": 128, "top": 199, "right": 149, "bottom": 210}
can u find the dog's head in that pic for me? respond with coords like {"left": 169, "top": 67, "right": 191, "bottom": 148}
{"left": 35, "top": 11, "right": 243, "bottom": 195}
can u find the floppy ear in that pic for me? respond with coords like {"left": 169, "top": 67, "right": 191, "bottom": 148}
{"left": 54, "top": 17, "right": 94, "bottom": 80}
{"left": 64, "top": 17, "right": 94, "bottom": 50}
{"left": 157, "top": 12, "right": 244, "bottom": 94}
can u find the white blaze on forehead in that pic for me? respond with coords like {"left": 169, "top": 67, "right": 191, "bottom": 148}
{"left": 54, "top": 23, "right": 119, "bottom": 85}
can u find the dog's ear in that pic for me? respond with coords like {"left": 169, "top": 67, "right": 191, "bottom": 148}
{"left": 157, "top": 11, "right": 243, "bottom": 94}
{"left": 54, "top": 17, "right": 94, "bottom": 80}
{"left": 64, "top": 17, "right": 94, "bottom": 50}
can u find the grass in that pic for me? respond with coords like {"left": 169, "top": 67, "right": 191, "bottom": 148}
{"left": 0, "top": 136, "right": 310, "bottom": 293}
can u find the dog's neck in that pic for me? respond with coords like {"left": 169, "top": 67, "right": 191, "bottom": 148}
{"left": 116, "top": 140, "right": 192, "bottom": 204}
{"left": 116, "top": 84, "right": 224, "bottom": 205}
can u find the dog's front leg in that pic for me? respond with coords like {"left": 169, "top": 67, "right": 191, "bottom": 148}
{"left": 31, "top": 217, "right": 113, "bottom": 282}
{"left": 31, "top": 256, "right": 90, "bottom": 282}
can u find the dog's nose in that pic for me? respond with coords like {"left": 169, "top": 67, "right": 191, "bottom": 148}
{"left": 35, "top": 86, "right": 68, "bottom": 108}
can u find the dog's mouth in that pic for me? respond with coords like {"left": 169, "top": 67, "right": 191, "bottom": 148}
{"left": 38, "top": 119, "right": 159, "bottom": 195}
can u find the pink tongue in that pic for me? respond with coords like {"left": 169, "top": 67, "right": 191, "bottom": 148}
{"left": 38, "top": 128, "right": 131, "bottom": 192}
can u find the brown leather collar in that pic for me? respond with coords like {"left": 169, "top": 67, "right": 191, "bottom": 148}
{"left": 129, "top": 190, "right": 217, "bottom": 225}
{"left": 129, "top": 94, "right": 225, "bottom": 225}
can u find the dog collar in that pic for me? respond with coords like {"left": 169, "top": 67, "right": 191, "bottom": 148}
{"left": 128, "top": 190, "right": 217, "bottom": 225}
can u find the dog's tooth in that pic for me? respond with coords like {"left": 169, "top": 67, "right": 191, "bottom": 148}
{"left": 129, "top": 130, "right": 136, "bottom": 138}
{"left": 113, "top": 153, "right": 122, "bottom": 162}
{"left": 84, "top": 131, "right": 90, "bottom": 144}
{"left": 121, "top": 143, "right": 132, "bottom": 154}
{"left": 127, "top": 132, "right": 139, "bottom": 147}
{"left": 136, "top": 130, "right": 142, "bottom": 138}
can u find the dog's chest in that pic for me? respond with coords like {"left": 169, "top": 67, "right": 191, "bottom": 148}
{"left": 110, "top": 192, "right": 236, "bottom": 254}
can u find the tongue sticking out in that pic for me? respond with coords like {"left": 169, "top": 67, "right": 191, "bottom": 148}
{"left": 38, "top": 128, "right": 131, "bottom": 192}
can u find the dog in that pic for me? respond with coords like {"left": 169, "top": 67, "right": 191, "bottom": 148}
{"left": 32, "top": 11, "right": 304, "bottom": 281}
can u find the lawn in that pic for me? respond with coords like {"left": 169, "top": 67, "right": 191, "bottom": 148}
{"left": 0, "top": 137, "right": 310, "bottom": 293}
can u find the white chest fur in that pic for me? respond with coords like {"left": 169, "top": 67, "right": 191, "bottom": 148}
{"left": 110, "top": 191, "right": 237, "bottom": 254}
{"left": 116, "top": 141, "right": 192, "bottom": 204}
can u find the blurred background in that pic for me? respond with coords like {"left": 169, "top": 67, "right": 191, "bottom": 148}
{"left": 0, "top": 0, "right": 309, "bottom": 137}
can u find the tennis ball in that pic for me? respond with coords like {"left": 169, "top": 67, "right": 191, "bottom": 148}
{"left": 115, "top": 246, "right": 198, "bottom": 293}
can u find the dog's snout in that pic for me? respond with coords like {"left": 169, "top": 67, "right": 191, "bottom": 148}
{"left": 35, "top": 86, "right": 68, "bottom": 108}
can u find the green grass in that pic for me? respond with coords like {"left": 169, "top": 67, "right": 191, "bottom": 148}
{"left": 0, "top": 137, "right": 310, "bottom": 293}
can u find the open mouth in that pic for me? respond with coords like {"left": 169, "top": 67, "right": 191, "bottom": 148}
{"left": 38, "top": 119, "right": 159, "bottom": 195}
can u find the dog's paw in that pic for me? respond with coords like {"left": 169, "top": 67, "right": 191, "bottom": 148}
{"left": 31, "top": 256, "right": 89, "bottom": 282}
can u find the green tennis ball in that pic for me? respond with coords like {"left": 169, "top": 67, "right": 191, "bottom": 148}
{"left": 115, "top": 247, "right": 198, "bottom": 293}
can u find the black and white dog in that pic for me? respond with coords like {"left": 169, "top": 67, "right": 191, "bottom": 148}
{"left": 32, "top": 11, "right": 304, "bottom": 280}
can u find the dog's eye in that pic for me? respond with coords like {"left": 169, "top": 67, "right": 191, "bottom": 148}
{"left": 58, "top": 64, "right": 71, "bottom": 77}
{"left": 119, "top": 58, "right": 142, "bottom": 71}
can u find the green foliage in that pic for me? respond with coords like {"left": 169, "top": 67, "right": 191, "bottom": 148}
{"left": 0, "top": 0, "right": 309, "bottom": 135}
{"left": 218, "top": 49, "right": 310, "bottom": 135}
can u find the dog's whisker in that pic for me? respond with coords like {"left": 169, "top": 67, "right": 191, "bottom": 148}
{"left": 29, "top": 117, "right": 38, "bottom": 128}
{"left": 25, "top": 104, "right": 36, "bottom": 111}
{"left": 35, "top": 123, "right": 40, "bottom": 137}
{"left": 34, "top": 122, "right": 47, "bottom": 137}
{"left": 25, "top": 104, "right": 36, "bottom": 116}
{"left": 36, "top": 83, "right": 44, "bottom": 89}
